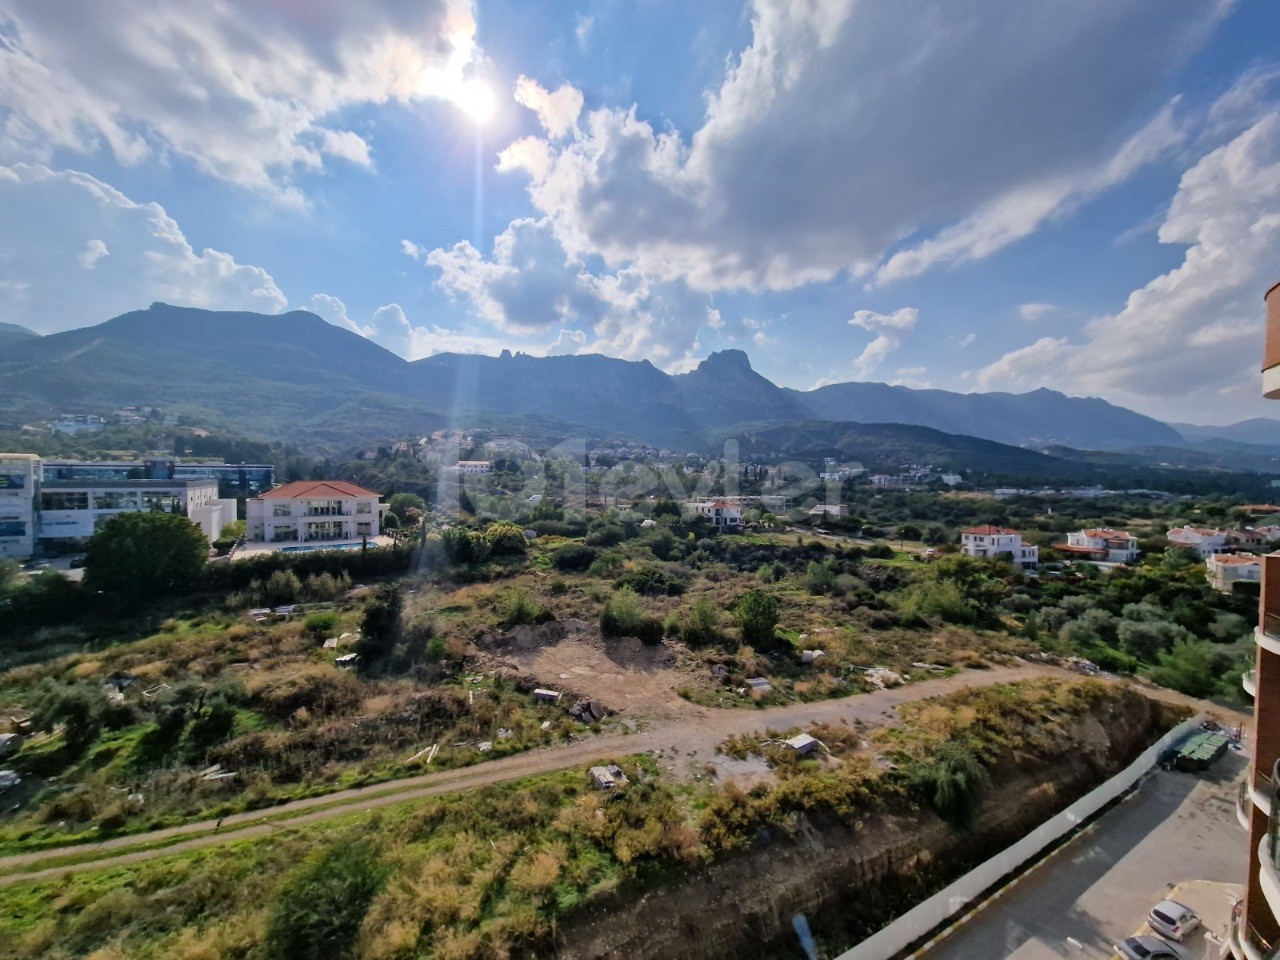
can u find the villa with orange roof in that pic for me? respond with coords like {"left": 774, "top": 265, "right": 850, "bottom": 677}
{"left": 690, "top": 499, "right": 742, "bottom": 528}
{"left": 1166, "top": 524, "right": 1230, "bottom": 558}
{"left": 1205, "top": 552, "right": 1263, "bottom": 592}
{"left": 1057, "top": 528, "right": 1141, "bottom": 563}
{"left": 245, "top": 480, "right": 387, "bottom": 545}
{"left": 959, "top": 524, "right": 1037, "bottom": 570}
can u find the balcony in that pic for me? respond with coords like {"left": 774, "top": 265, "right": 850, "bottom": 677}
{"left": 304, "top": 508, "right": 350, "bottom": 517}
{"left": 1265, "top": 281, "right": 1280, "bottom": 399}
{"left": 1263, "top": 760, "right": 1280, "bottom": 922}
{"left": 1257, "top": 613, "right": 1280, "bottom": 656}
{"left": 1247, "top": 669, "right": 1259, "bottom": 698}
{"left": 1231, "top": 899, "right": 1278, "bottom": 960}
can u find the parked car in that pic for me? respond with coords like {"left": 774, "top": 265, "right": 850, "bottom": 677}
{"left": 1147, "top": 899, "right": 1199, "bottom": 941}
{"left": 1113, "top": 935, "right": 1191, "bottom": 960}
{"left": 0, "top": 770, "right": 21, "bottom": 792}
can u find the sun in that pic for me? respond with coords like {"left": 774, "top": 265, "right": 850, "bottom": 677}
{"left": 454, "top": 78, "right": 496, "bottom": 123}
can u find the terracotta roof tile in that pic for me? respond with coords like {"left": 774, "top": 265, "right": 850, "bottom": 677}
{"left": 261, "top": 480, "right": 380, "bottom": 500}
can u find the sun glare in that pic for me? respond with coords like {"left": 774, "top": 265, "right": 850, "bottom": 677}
{"left": 454, "top": 78, "right": 496, "bottom": 123}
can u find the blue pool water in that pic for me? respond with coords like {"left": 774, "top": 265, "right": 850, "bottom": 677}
{"left": 280, "top": 543, "right": 366, "bottom": 553}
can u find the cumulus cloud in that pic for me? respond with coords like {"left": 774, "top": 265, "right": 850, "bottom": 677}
{"left": 976, "top": 111, "right": 1280, "bottom": 421}
{"left": 849, "top": 307, "right": 918, "bottom": 377}
{"left": 0, "top": 0, "right": 476, "bottom": 199}
{"left": 0, "top": 163, "right": 285, "bottom": 333}
{"left": 514, "top": 77, "right": 584, "bottom": 139}
{"left": 497, "top": 0, "right": 1225, "bottom": 292}
{"left": 425, "top": 216, "right": 713, "bottom": 370}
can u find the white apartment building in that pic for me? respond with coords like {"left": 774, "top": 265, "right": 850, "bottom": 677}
{"left": 246, "top": 481, "right": 386, "bottom": 544}
{"left": 690, "top": 500, "right": 742, "bottom": 528}
{"left": 0, "top": 454, "right": 39, "bottom": 559}
{"left": 960, "top": 524, "right": 1038, "bottom": 570}
{"left": 453, "top": 460, "right": 493, "bottom": 475}
{"left": 1063, "top": 528, "right": 1141, "bottom": 563}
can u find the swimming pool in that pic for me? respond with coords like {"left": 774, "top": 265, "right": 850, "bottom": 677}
{"left": 280, "top": 542, "right": 367, "bottom": 553}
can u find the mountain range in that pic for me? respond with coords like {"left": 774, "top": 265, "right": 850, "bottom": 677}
{"left": 0, "top": 305, "right": 1275, "bottom": 473}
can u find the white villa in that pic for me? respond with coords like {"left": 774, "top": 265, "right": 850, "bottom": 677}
{"left": 246, "top": 481, "right": 386, "bottom": 544}
{"left": 690, "top": 500, "right": 742, "bottom": 528}
{"left": 453, "top": 460, "right": 493, "bottom": 475}
{"left": 1060, "top": 528, "right": 1141, "bottom": 563}
{"left": 960, "top": 524, "right": 1038, "bottom": 570}
{"left": 1206, "top": 552, "right": 1263, "bottom": 593}
{"left": 1166, "top": 525, "right": 1230, "bottom": 558}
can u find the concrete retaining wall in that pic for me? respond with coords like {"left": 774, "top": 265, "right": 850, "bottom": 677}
{"left": 834, "top": 714, "right": 1204, "bottom": 960}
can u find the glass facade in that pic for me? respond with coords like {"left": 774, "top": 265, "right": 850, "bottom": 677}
{"left": 41, "top": 491, "right": 89, "bottom": 511}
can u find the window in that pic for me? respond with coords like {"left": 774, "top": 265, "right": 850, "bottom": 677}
{"left": 272, "top": 503, "right": 292, "bottom": 517}
{"left": 41, "top": 491, "right": 89, "bottom": 511}
{"left": 142, "top": 493, "right": 181, "bottom": 512}
{"left": 92, "top": 491, "right": 137, "bottom": 510}
{"left": 356, "top": 501, "right": 372, "bottom": 514}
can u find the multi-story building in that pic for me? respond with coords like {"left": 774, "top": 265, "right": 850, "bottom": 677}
{"left": 38, "top": 478, "right": 232, "bottom": 548}
{"left": 42, "top": 458, "right": 274, "bottom": 496}
{"left": 0, "top": 454, "right": 39, "bottom": 558}
{"left": 1167, "top": 524, "right": 1230, "bottom": 558}
{"left": 245, "top": 481, "right": 386, "bottom": 544}
{"left": 1228, "top": 279, "right": 1280, "bottom": 960}
{"left": 960, "top": 524, "right": 1038, "bottom": 570}
{"left": 1207, "top": 553, "right": 1263, "bottom": 593}
{"left": 0, "top": 454, "right": 238, "bottom": 556}
{"left": 689, "top": 500, "right": 742, "bottom": 528}
{"left": 453, "top": 460, "right": 493, "bottom": 475}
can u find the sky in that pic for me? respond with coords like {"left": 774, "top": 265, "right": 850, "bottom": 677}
{"left": 0, "top": 0, "right": 1278, "bottom": 426}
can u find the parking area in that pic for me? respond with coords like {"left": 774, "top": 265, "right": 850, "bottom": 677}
{"left": 918, "top": 752, "right": 1247, "bottom": 960}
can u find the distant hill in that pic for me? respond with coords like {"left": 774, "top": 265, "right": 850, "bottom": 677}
{"left": 1172, "top": 418, "right": 1280, "bottom": 448}
{"left": 0, "top": 304, "right": 1209, "bottom": 459}
{"left": 0, "top": 322, "right": 38, "bottom": 337}
{"left": 789, "top": 381, "right": 1183, "bottom": 451}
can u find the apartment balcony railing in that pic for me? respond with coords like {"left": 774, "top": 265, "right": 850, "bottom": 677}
{"left": 1232, "top": 899, "right": 1278, "bottom": 960}
{"left": 1257, "top": 613, "right": 1280, "bottom": 656}
{"left": 1245, "top": 778, "right": 1258, "bottom": 830}
{"left": 1262, "top": 760, "right": 1280, "bottom": 923}
{"left": 304, "top": 508, "right": 351, "bottom": 517}
{"left": 1247, "top": 669, "right": 1259, "bottom": 698}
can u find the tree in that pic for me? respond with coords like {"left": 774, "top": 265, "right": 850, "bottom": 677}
{"left": 30, "top": 681, "right": 105, "bottom": 754}
{"left": 357, "top": 583, "right": 403, "bottom": 668}
{"left": 85, "top": 511, "right": 208, "bottom": 607}
{"left": 484, "top": 520, "right": 528, "bottom": 556}
{"left": 387, "top": 492, "right": 426, "bottom": 524}
{"left": 735, "top": 589, "right": 779, "bottom": 648}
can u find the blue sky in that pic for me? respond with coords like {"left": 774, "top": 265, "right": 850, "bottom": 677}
{"left": 1, "top": 0, "right": 1278, "bottom": 424}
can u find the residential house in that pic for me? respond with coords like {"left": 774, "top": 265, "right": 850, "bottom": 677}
{"left": 1166, "top": 525, "right": 1230, "bottom": 558}
{"left": 1226, "top": 528, "right": 1268, "bottom": 551}
{"left": 453, "top": 460, "right": 493, "bottom": 475}
{"left": 960, "top": 524, "right": 1038, "bottom": 570}
{"left": 1058, "top": 528, "right": 1141, "bottom": 563}
{"left": 690, "top": 500, "right": 742, "bottom": 528}
{"left": 246, "top": 481, "right": 386, "bottom": 544}
{"left": 1206, "top": 552, "right": 1263, "bottom": 593}
{"left": 808, "top": 504, "right": 850, "bottom": 520}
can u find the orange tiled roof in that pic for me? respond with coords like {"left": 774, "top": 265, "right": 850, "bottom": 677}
{"left": 962, "top": 525, "right": 1018, "bottom": 536}
{"left": 261, "top": 480, "right": 380, "bottom": 500}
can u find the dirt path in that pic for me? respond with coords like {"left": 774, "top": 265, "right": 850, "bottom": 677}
{"left": 0, "top": 664, "right": 1214, "bottom": 887}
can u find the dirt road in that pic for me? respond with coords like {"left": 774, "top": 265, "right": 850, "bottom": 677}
{"left": 0, "top": 664, "right": 1221, "bottom": 887}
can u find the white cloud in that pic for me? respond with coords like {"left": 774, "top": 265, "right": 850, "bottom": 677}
{"left": 425, "top": 216, "right": 713, "bottom": 371}
{"left": 849, "top": 307, "right": 918, "bottom": 377}
{"left": 497, "top": 0, "right": 1225, "bottom": 292}
{"left": 400, "top": 239, "right": 425, "bottom": 260}
{"left": 77, "top": 238, "right": 109, "bottom": 269}
{"left": 514, "top": 77, "right": 584, "bottom": 140}
{"left": 575, "top": 15, "right": 593, "bottom": 50}
{"left": 956, "top": 332, "right": 976, "bottom": 348}
{"left": 0, "top": 163, "right": 285, "bottom": 333}
{"left": 0, "top": 1, "right": 476, "bottom": 198}
{"left": 1018, "top": 303, "right": 1057, "bottom": 322}
{"left": 976, "top": 111, "right": 1280, "bottom": 421}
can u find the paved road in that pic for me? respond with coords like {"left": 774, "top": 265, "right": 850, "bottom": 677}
{"left": 0, "top": 663, "right": 1064, "bottom": 886}
{"left": 917, "top": 753, "right": 1248, "bottom": 960}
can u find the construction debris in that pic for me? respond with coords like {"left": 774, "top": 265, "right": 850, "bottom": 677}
{"left": 532, "top": 688, "right": 563, "bottom": 704}
{"left": 865, "top": 667, "right": 904, "bottom": 689}
{"left": 589, "top": 764, "right": 629, "bottom": 790}
{"left": 745, "top": 677, "right": 773, "bottom": 693}
{"left": 801, "top": 650, "right": 825, "bottom": 665}
{"left": 569, "top": 699, "right": 610, "bottom": 723}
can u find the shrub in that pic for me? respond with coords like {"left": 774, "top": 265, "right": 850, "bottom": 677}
{"left": 266, "top": 836, "right": 387, "bottom": 960}
{"left": 303, "top": 611, "right": 340, "bottom": 639}
{"left": 357, "top": 584, "right": 403, "bottom": 668}
{"left": 600, "top": 587, "right": 663, "bottom": 644}
{"left": 734, "top": 589, "right": 779, "bottom": 649}
{"left": 680, "top": 597, "right": 721, "bottom": 646}
{"left": 484, "top": 520, "right": 528, "bottom": 556}
{"left": 614, "top": 565, "right": 687, "bottom": 596}
{"left": 552, "top": 543, "right": 598, "bottom": 572}
{"left": 500, "top": 588, "right": 548, "bottom": 626}
{"left": 907, "top": 740, "right": 988, "bottom": 828}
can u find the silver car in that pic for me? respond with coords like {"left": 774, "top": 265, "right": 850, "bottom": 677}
{"left": 1147, "top": 899, "right": 1199, "bottom": 941}
{"left": 1114, "top": 935, "right": 1191, "bottom": 960}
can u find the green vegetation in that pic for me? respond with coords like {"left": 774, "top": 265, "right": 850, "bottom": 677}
{"left": 85, "top": 511, "right": 209, "bottom": 608}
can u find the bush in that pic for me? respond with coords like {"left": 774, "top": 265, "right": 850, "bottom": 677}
{"left": 614, "top": 565, "right": 687, "bottom": 596}
{"left": 734, "top": 589, "right": 779, "bottom": 649}
{"left": 303, "top": 611, "right": 340, "bottom": 639}
{"left": 266, "top": 836, "right": 387, "bottom": 960}
{"left": 357, "top": 584, "right": 403, "bottom": 668}
{"left": 907, "top": 740, "right": 988, "bottom": 828}
{"left": 680, "top": 597, "right": 721, "bottom": 646}
{"left": 500, "top": 588, "right": 549, "bottom": 626}
{"left": 552, "top": 543, "right": 598, "bottom": 572}
{"left": 600, "top": 587, "right": 663, "bottom": 644}
{"left": 484, "top": 520, "right": 528, "bottom": 556}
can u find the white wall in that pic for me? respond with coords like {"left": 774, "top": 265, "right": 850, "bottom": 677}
{"left": 833, "top": 715, "right": 1203, "bottom": 960}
